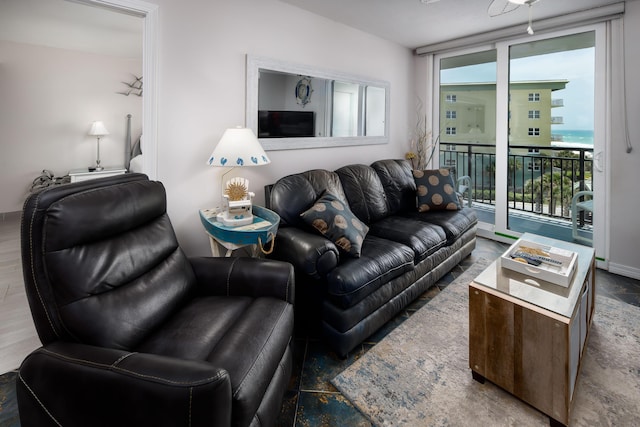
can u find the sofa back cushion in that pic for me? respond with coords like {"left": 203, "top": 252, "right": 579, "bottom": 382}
{"left": 21, "top": 175, "right": 196, "bottom": 350}
{"left": 335, "top": 164, "right": 390, "bottom": 224}
{"left": 268, "top": 169, "right": 347, "bottom": 227}
{"left": 371, "top": 159, "right": 417, "bottom": 214}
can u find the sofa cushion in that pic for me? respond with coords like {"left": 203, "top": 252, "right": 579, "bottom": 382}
{"left": 413, "top": 169, "right": 461, "bottom": 212}
{"left": 137, "top": 295, "right": 294, "bottom": 427}
{"left": 326, "top": 235, "right": 414, "bottom": 308}
{"left": 336, "top": 164, "right": 390, "bottom": 224}
{"left": 371, "top": 159, "right": 417, "bottom": 215}
{"left": 368, "top": 216, "right": 447, "bottom": 263}
{"left": 300, "top": 191, "right": 369, "bottom": 258}
{"left": 404, "top": 208, "right": 477, "bottom": 244}
{"left": 268, "top": 169, "right": 346, "bottom": 228}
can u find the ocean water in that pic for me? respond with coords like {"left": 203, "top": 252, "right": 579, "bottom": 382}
{"left": 554, "top": 129, "right": 594, "bottom": 145}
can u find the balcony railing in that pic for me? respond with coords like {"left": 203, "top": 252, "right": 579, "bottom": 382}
{"left": 440, "top": 143, "right": 593, "bottom": 225}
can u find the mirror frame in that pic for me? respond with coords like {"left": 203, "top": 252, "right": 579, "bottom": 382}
{"left": 246, "top": 55, "right": 390, "bottom": 151}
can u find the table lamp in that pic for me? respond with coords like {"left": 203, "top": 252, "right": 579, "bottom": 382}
{"left": 207, "top": 127, "right": 270, "bottom": 226}
{"left": 88, "top": 121, "right": 109, "bottom": 171}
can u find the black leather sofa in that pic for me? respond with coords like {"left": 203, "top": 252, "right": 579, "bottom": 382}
{"left": 266, "top": 159, "right": 477, "bottom": 357}
{"left": 17, "top": 173, "right": 294, "bottom": 427}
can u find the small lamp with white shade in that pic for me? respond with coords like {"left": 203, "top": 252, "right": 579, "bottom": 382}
{"left": 88, "top": 121, "right": 109, "bottom": 171}
{"left": 207, "top": 127, "right": 270, "bottom": 227}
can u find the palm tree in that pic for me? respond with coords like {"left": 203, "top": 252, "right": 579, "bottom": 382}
{"left": 525, "top": 175, "right": 548, "bottom": 213}
{"left": 525, "top": 171, "right": 573, "bottom": 216}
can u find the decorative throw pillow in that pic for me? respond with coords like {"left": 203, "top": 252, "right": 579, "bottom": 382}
{"left": 300, "top": 192, "right": 369, "bottom": 258}
{"left": 413, "top": 169, "right": 461, "bottom": 212}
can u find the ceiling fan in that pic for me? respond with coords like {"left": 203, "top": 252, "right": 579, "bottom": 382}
{"left": 488, "top": 0, "right": 541, "bottom": 35}
{"left": 421, "top": 0, "right": 541, "bottom": 35}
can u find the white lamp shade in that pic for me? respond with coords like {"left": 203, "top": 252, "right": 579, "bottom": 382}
{"left": 207, "top": 127, "right": 270, "bottom": 167}
{"left": 88, "top": 121, "right": 109, "bottom": 136}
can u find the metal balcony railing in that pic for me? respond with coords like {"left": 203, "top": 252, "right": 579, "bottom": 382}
{"left": 440, "top": 143, "right": 593, "bottom": 225}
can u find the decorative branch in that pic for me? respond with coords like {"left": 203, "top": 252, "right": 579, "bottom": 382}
{"left": 406, "top": 97, "right": 437, "bottom": 170}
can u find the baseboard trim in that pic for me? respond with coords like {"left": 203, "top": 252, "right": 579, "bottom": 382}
{"left": 608, "top": 263, "right": 640, "bottom": 280}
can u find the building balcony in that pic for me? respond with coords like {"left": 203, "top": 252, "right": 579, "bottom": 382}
{"left": 439, "top": 142, "right": 593, "bottom": 243}
{"left": 551, "top": 116, "right": 564, "bottom": 124}
{"left": 551, "top": 99, "right": 564, "bottom": 107}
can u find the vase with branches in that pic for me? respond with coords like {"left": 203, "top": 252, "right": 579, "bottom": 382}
{"left": 406, "top": 98, "right": 438, "bottom": 170}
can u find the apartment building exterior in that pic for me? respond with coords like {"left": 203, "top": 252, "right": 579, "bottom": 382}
{"left": 439, "top": 80, "right": 568, "bottom": 151}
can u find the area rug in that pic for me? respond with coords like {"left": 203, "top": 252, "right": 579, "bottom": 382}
{"left": 332, "top": 258, "right": 640, "bottom": 426}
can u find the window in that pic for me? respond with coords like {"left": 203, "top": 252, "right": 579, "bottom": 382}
{"left": 528, "top": 127, "right": 540, "bottom": 136}
{"left": 446, "top": 94, "right": 457, "bottom": 102}
{"left": 528, "top": 148, "right": 540, "bottom": 154}
{"left": 446, "top": 127, "right": 457, "bottom": 135}
{"left": 528, "top": 110, "right": 540, "bottom": 119}
{"left": 445, "top": 144, "right": 456, "bottom": 151}
{"left": 446, "top": 110, "right": 457, "bottom": 119}
{"left": 528, "top": 93, "right": 540, "bottom": 101}
{"left": 527, "top": 162, "right": 541, "bottom": 172}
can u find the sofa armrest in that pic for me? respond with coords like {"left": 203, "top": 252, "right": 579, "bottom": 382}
{"left": 270, "top": 227, "right": 340, "bottom": 279}
{"left": 17, "top": 342, "right": 232, "bottom": 427}
{"left": 189, "top": 257, "right": 294, "bottom": 304}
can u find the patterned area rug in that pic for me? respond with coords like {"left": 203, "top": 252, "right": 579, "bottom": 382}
{"left": 332, "top": 258, "right": 640, "bottom": 426}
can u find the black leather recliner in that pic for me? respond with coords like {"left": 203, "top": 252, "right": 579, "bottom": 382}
{"left": 17, "top": 173, "right": 295, "bottom": 427}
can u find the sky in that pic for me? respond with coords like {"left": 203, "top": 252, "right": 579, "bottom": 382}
{"left": 441, "top": 48, "right": 595, "bottom": 131}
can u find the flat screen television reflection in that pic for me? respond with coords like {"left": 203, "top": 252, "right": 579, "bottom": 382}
{"left": 258, "top": 110, "right": 315, "bottom": 138}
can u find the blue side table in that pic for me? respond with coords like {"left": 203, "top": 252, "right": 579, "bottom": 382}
{"left": 199, "top": 205, "right": 280, "bottom": 257}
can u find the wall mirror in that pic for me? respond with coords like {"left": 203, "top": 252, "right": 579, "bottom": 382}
{"left": 246, "top": 55, "right": 390, "bottom": 150}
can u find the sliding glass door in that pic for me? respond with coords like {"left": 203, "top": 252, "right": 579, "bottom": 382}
{"left": 506, "top": 31, "right": 597, "bottom": 246}
{"left": 435, "top": 24, "right": 607, "bottom": 259}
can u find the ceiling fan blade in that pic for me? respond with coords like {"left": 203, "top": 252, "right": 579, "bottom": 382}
{"left": 487, "top": 0, "right": 520, "bottom": 17}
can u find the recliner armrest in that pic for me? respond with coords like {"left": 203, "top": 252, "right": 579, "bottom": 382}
{"left": 189, "top": 257, "right": 294, "bottom": 304}
{"left": 17, "top": 342, "right": 232, "bottom": 427}
{"left": 270, "top": 227, "right": 340, "bottom": 279}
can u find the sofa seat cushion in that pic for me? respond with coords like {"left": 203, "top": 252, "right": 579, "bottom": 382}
{"left": 326, "top": 235, "right": 414, "bottom": 309}
{"left": 136, "top": 295, "right": 294, "bottom": 427}
{"left": 404, "top": 208, "right": 477, "bottom": 244}
{"left": 368, "top": 216, "right": 447, "bottom": 263}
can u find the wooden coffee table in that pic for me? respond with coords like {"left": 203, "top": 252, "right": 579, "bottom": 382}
{"left": 469, "top": 233, "right": 595, "bottom": 426}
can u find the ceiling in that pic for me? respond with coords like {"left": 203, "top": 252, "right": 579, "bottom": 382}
{"left": 278, "top": 0, "right": 627, "bottom": 49}
{"left": 0, "top": 0, "right": 627, "bottom": 57}
{"left": 0, "top": 0, "right": 142, "bottom": 57}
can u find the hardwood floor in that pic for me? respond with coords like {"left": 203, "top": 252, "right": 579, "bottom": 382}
{"left": 0, "top": 212, "right": 39, "bottom": 375}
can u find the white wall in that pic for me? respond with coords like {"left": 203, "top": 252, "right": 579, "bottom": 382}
{"left": 151, "top": 0, "right": 415, "bottom": 256}
{"left": 0, "top": 40, "right": 142, "bottom": 212}
{"left": 608, "top": 0, "right": 640, "bottom": 278}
